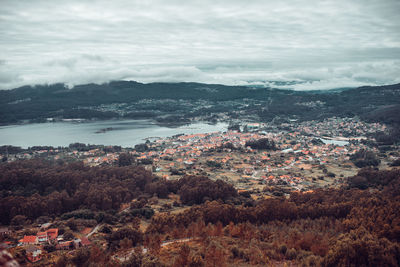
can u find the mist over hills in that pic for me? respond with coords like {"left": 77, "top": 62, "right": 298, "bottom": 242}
{"left": 0, "top": 81, "right": 399, "bottom": 126}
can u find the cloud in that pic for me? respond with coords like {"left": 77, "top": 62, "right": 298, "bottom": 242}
{"left": 0, "top": 0, "right": 399, "bottom": 90}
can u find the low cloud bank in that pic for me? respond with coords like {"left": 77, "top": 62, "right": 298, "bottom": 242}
{"left": 1, "top": 0, "right": 399, "bottom": 91}
{"left": 0, "top": 56, "right": 399, "bottom": 90}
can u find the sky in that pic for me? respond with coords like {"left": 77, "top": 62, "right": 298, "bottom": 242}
{"left": 0, "top": 0, "right": 399, "bottom": 90}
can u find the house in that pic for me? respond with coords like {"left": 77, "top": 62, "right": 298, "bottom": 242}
{"left": 36, "top": 228, "right": 58, "bottom": 244}
{"left": 36, "top": 232, "right": 48, "bottom": 243}
{"left": 19, "top": 235, "right": 37, "bottom": 245}
{"left": 25, "top": 245, "right": 42, "bottom": 262}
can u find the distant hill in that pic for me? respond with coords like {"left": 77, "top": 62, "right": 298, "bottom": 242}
{"left": 0, "top": 81, "right": 399, "bottom": 125}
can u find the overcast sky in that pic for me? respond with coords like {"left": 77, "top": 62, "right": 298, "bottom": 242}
{"left": 0, "top": 0, "right": 399, "bottom": 90}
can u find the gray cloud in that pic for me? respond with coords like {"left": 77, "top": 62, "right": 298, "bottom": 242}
{"left": 0, "top": 0, "right": 399, "bottom": 90}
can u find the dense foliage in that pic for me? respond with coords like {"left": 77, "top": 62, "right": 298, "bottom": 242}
{"left": 245, "top": 138, "right": 276, "bottom": 150}
{"left": 1, "top": 159, "right": 399, "bottom": 266}
{"left": 0, "top": 81, "right": 399, "bottom": 125}
{"left": 143, "top": 168, "right": 400, "bottom": 266}
{"left": 350, "top": 149, "right": 381, "bottom": 168}
{"left": 0, "top": 160, "right": 237, "bottom": 225}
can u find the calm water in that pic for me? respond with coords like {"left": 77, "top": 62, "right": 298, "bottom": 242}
{"left": 320, "top": 138, "right": 349, "bottom": 146}
{"left": 0, "top": 120, "right": 228, "bottom": 148}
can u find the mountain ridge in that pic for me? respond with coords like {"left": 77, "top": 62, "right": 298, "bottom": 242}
{"left": 0, "top": 81, "right": 399, "bottom": 125}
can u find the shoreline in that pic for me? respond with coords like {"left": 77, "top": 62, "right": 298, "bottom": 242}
{"left": 0, "top": 119, "right": 228, "bottom": 149}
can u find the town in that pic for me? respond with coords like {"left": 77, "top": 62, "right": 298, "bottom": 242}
{"left": 1, "top": 116, "right": 399, "bottom": 265}
{"left": 1, "top": 117, "right": 395, "bottom": 196}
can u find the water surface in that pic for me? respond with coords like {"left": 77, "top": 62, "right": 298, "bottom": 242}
{"left": 320, "top": 138, "right": 349, "bottom": 146}
{"left": 0, "top": 120, "right": 228, "bottom": 148}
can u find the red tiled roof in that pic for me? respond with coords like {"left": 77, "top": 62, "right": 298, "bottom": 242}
{"left": 21, "top": 235, "right": 36, "bottom": 243}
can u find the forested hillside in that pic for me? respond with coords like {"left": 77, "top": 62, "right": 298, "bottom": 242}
{"left": 1, "top": 159, "right": 399, "bottom": 266}
{"left": 1, "top": 81, "right": 399, "bottom": 125}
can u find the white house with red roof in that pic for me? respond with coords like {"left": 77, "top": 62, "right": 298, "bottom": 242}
{"left": 37, "top": 228, "right": 58, "bottom": 244}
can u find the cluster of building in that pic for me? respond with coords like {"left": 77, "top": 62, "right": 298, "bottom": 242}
{"left": 290, "top": 117, "right": 386, "bottom": 138}
{"left": 132, "top": 118, "right": 386, "bottom": 191}
{"left": 141, "top": 130, "right": 362, "bottom": 190}
{"left": 0, "top": 117, "right": 395, "bottom": 265}
{"left": 2, "top": 225, "right": 91, "bottom": 263}
{"left": 1, "top": 117, "right": 388, "bottom": 193}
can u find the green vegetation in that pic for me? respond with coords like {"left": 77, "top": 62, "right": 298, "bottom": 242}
{"left": 245, "top": 138, "right": 276, "bottom": 150}
{"left": 350, "top": 149, "right": 380, "bottom": 168}
{"left": 0, "top": 160, "right": 240, "bottom": 225}
{"left": 1, "top": 81, "right": 399, "bottom": 126}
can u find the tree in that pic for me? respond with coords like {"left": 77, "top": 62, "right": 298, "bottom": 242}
{"left": 108, "top": 227, "right": 143, "bottom": 250}
{"left": 176, "top": 175, "right": 237, "bottom": 205}
{"left": 123, "top": 248, "right": 143, "bottom": 267}
{"left": 188, "top": 253, "right": 205, "bottom": 267}
{"left": 66, "top": 218, "right": 77, "bottom": 231}
{"left": 350, "top": 149, "right": 380, "bottom": 168}
{"left": 245, "top": 138, "right": 276, "bottom": 150}
{"left": 205, "top": 241, "right": 227, "bottom": 267}
{"left": 118, "top": 153, "right": 134, "bottom": 166}
{"left": 146, "top": 234, "right": 161, "bottom": 255}
{"left": 173, "top": 244, "right": 190, "bottom": 267}
{"left": 10, "top": 215, "right": 28, "bottom": 226}
{"left": 348, "top": 175, "right": 368, "bottom": 189}
{"left": 120, "top": 237, "right": 133, "bottom": 249}
{"left": 63, "top": 231, "right": 75, "bottom": 241}
{"left": 43, "top": 243, "right": 56, "bottom": 252}
{"left": 324, "top": 227, "right": 400, "bottom": 267}
{"left": 71, "top": 248, "right": 90, "bottom": 266}
{"left": 89, "top": 246, "right": 107, "bottom": 264}
{"left": 141, "top": 254, "right": 165, "bottom": 267}
{"left": 55, "top": 254, "right": 68, "bottom": 267}
{"left": 99, "top": 225, "right": 112, "bottom": 234}
{"left": 13, "top": 247, "right": 27, "bottom": 265}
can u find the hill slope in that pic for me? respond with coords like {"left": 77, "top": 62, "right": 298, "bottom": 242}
{"left": 0, "top": 81, "right": 399, "bottom": 125}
